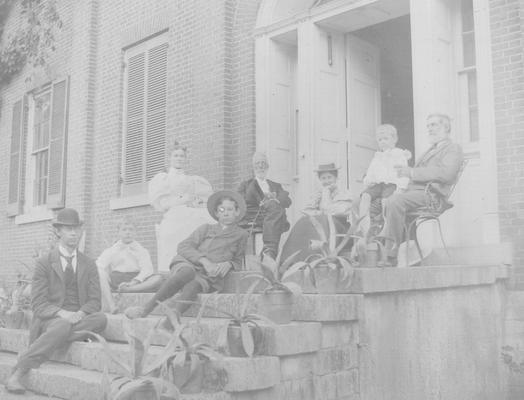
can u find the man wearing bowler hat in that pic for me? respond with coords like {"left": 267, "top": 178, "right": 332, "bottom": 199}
{"left": 6, "top": 208, "right": 107, "bottom": 394}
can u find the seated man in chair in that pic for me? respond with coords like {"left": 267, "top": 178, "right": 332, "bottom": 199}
{"left": 380, "top": 113, "right": 464, "bottom": 266}
{"left": 238, "top": 152, "right": 292, "bottom": 259}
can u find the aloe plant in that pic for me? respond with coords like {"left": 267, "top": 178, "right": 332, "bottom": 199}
{"left": 81, "top": 317, "right": 182, "bottom": 400}
{"left": 282, "top": 213, "right": 361, "bottom": 288}
{"left": 155, "top": 302, "right": 225, "bottom": 393}
{"left": 241, "top": 250, "right": 304, "bottom": 295}
{"left": 173, "top": 286, "right": 274, "bottom": 357}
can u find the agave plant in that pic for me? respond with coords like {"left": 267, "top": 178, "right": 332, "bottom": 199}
{"left": 173, "top": 285, "right": 274, "bottom": 357}
{"left": 282, "top": 213, "right": 361, "bottom": 288}
{"left": 240, "top": 250, "right": 303, "bottom": 295}
{"left": 81, "top": 317, "right": 182, "bottom": 400}
{"left": 156, "top": 302, "right": 225, "bottom": 393}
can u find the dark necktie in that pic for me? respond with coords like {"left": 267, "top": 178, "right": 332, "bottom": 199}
{"left": 60, "top": 253, "right": 75, "bottom": 284}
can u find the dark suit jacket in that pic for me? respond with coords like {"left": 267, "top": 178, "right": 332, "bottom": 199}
{"left": 29, "top": 248, "right": 102, "bottom": 343}
{"left": 410, "top": 140, "right": 464, "bottom": 197}
{"left": 238, "top": 178, "right": 292, "bottom": 213}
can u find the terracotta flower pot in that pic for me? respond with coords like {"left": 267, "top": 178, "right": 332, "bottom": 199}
{"left": 365, "top": 242, "right": 379, "bottom": 268}
{"left": 227, "top": 324, "right": 260, "bottom": 357}
{"left": 260, "top": 289, "right": 293, "bottom": 324}
{"left": 313, "top": 264, "right": 340, "bottom": 294}
{"left": 171, "top": 359, "right": 204, "bottom": 394}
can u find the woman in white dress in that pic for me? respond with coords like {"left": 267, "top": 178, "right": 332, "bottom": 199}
{"left": 149, "top": 143, "right": 215, "bottom": 272}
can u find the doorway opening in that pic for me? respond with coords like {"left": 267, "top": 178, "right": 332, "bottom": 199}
{"left": 353, "top": 15, "right": 414, "bottom": 157}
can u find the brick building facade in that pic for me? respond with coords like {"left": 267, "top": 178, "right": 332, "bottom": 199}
{"left": 0, "top": 0, "right": 523, "bottom": 285}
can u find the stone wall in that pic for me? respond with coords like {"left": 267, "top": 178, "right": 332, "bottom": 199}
{"left": 353, "top": 265, "right": 509, "bottom": 400}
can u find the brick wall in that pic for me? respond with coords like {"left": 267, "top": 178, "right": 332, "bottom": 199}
{"left": 489, "top": 0, "right": 524, "bottom": 286}
{"left": 0, "top": 0, "right": 263, "bottom": 275}
{"left": 0, "top": 1, "right": 79, "bottom": 284}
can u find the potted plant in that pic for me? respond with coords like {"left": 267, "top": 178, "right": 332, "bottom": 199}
{"left": 83, "top": 317, "right": 182, "bottom": 400}
{"left": 282, "top": 214, "right": 357, "bottom": 294}
{"left": 240, "top": 251, "right": 303, "bottom": 324}
{"left": 0, "top": 260, "right": 33, "bottom": 329}
{"left": 177, "top": 289, "right": 274, "bottom": 357}
{"left": 157, "top": 303, "right": 225, "bottom": 394}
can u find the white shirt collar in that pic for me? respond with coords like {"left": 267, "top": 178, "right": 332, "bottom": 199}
{"left": 58, "top": 244, "right": 78, "bottom": 272}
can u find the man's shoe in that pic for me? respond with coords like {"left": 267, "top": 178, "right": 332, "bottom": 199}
{"left": 5, "top": 368, "right": 27, "bottom": 394}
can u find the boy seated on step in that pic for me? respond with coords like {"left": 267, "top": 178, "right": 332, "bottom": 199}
{"left": 96, "top": 217, "right": 162, "bottom": 313}
{"left": 358, "top": 124, "right": 411, "bottom": 234}
{"left": 124, "top": 190, "right": 248, "bottom": 320}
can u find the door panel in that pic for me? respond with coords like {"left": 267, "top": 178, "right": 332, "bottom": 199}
{"left": 267, "top": 41, "right": 298, "bottom": 218}
{"left": 313, "top": 29, "right": 347, "bottom": 190}
{"left": 346, "top": 35, "right": 381, "bottom": 195}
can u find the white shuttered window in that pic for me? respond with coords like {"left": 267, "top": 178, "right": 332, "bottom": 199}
{"left": 7, "top": 77, "right": 69, "bottom": 217}
{"left": 122, "top": 34, "right": 168, "bottom": 196}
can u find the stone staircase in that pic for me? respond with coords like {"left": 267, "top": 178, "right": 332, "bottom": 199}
{"left": 0, "top": 264, "right": 362, "bottom": 400}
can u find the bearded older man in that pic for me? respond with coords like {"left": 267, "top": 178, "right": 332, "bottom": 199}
{"left": 381, "top": 113, "right": 464, "bottom": 266}
{"left": 238, "top": 152, "right": 292, "bottom": 259}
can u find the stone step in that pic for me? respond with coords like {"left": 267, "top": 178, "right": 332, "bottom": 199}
{"left": 103, "top": 314, "right": 321, "bottom": 356}
{"left": 0, "top": 352, "right": 235, "bottom": 400}
{"left": 0, "top": 328, "right": 280, "bottom": 393}
{"left": 115, "top": 293, "right": 361, "bottom": 322}
{"left": 0, "top": 386, "right": 61, "bottom": 399}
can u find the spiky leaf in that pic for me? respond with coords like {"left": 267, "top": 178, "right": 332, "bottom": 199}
{"left": 240, "top": 322, "right": 254, "bottom": 357}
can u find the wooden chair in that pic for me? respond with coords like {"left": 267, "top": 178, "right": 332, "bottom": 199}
{"left": 402, "top": 159, "right": 468, "bottom": 265}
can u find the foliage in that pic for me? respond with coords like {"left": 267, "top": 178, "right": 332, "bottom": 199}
{"left": 0, "top": 260, "right": 33, "bottom": 329}
{"left": 156, "top": 302, "right": 225, "bottom": 391}
{"left": 281, "top": 214, "right": 358, "bottom": 288}
{"left": 82, "top": 318, "right": 181, "bottom": 400}
{"left": 349, "top": 212, "right": 388, "bottom": 267}
{"left": 241, "top": 250, "right": 303, "bottom": 295}
{"left": 0, "top": 0, "right": 62, "bottom": 86}
{"left": 175, "top": 289, "right": 275, "bottom": 357}
{"left": 502, "top": 345, "right": 524, "bottom": 374}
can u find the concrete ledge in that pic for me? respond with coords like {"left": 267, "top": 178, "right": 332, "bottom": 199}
{"left": 115, "top": 293, "right": 362, "bottom": 322}
{"left": 348, "top": 265, "right": 509, "bottom": 294}
{"left": 102, "top": 315, "right": 321, "bottom": 356}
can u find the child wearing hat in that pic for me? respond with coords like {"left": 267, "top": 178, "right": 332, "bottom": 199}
{"left": 124, "top": 190, "right": 248, "bottom": 320}
{"left": 359, "top": 124, "right": 412, "bottom": 233}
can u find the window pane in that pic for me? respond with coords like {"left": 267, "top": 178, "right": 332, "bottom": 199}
{"left": 461, "top": 0, "right": 474, "bottom": 33}
{"left": 33, "top": 93, "right": 51, "bottom": 151}
{"left": 462, "top": 32, "right": 476, "bottom": 67}
{"left": 467, "top": 72, "right": 478, "bottom": 106}
{"left": 34, "top": 150, "right": 48, "bottom": 205}
{"left": 469, "top": 106, "right": 479, "bottom": 142}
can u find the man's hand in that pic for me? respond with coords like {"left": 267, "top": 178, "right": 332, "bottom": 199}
{"left": 394, "top": 165, "right": 412, "bottom": 178}
{"left": 199, "top": 257, "right": 218, "bottom": 276}
{"left": 57, "top": 310, "right": 85, "bottom": 324}
{"left": 214, "top": 262, "right": 232, "bottom": 278}
{"left": 118, "top": 279, "right": 139, "bottom": 291}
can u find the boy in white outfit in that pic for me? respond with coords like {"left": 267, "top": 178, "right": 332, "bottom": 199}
{"left": 359, "top": 124, "right": 411, "bottom": 234}
{"left": 96, "top": 217, "right": 155, "bottom": 312}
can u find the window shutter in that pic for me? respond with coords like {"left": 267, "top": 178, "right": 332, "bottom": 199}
{"left": 7, "top": 97, "right": 28, "bottom": 216}
{"left": 145, "top": 43, "right": 167, "bottom": 181}
{"left": 123, "top": 51, "right": 146, "bottom": 196}
{"left": 47, "top": 77, "right": 69, "bottom": 209}
{"left": 122, "top": 38, "right": 167, "bottom": 197}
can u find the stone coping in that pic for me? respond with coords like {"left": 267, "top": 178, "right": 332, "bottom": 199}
{"left": 348, "top": 264, "right": 509, "bottom": 294}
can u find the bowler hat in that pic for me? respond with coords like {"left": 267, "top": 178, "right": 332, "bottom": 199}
{"left": 52, "top": 208, "right": 83, "bottom": 227}
{"left": 314, "top": 163, "right": 340, "bottom": 173}
{"left": 207, "top": 190, "right": 247, "bottom": 222}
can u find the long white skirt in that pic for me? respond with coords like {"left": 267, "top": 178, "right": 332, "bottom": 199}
{"left": 156, "top": 205, "right": 215, "bottom": 272}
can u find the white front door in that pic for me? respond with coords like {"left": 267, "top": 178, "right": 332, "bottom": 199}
{"left": 263, "top": 40, "right": 299, "bottom": 220}
{"left": 346, "top": 35, "right": 381, "bottom": 195}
